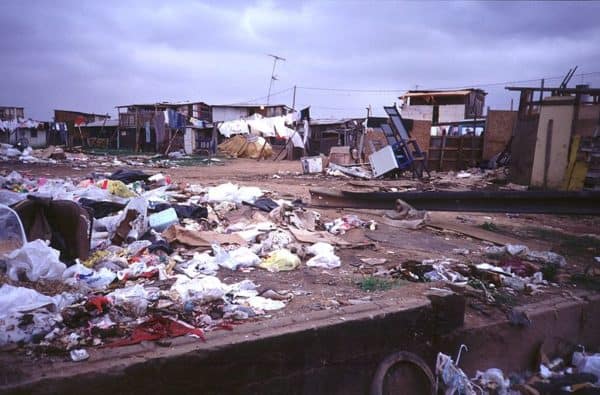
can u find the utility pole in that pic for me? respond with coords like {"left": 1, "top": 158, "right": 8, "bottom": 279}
{"left": 266, "top": 54, "right": 286, "bottom": 105}
{"left": 292, "top": 85, "right": 297, "bottom": 110}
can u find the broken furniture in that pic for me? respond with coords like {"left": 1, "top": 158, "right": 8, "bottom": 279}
{"left": 368, "top": 106, "right": 430, "bottom": 178}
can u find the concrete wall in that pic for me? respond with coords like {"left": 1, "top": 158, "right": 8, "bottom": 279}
{"left": 400, "top": 105, "right": 433, "bottom": 121}
{"left": 530, "top": 97, "right": 575, "bottom": 189}
{"left": 439, "top": 104, "right": 466, "bottom": 123}
{"left": 483, "top": 110, "right": 517, "bottom": 160}
{"left": 400, "top": 104, "right": 467, "bottom": 123}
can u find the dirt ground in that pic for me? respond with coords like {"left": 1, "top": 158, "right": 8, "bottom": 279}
{"left": 1, "top": 157, "right": 599, "bottom": 332}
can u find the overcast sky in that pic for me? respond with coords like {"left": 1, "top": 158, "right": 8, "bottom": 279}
{"left": 1, "top": 0, "right": 599, "bottom": 120}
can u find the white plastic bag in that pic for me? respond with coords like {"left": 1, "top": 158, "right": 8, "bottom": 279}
{"left": 573, "top": 350, "right": 600, "bottom": 384}
{"left": 108, "top": 284, "right": 149, "bottom": 317}
{"left": 5, "top": 239, "right": 66, "bottom": 281}
{"left": 171, "top": 275, "right": 228, "bottom": 303}
{"left": 207, "top": 183, "right": 262, "bottom": 204}
{"left": 212, "top": 244, "right": 260, "bottom": 270}
{"left": 62, "top": 263, "right": 117, "bottom": 289}
{"left": 306, "top": 242, "right": 341, "bottom": 269}
{"left": 182, "top": 252, "right": 219, "bottom": 277}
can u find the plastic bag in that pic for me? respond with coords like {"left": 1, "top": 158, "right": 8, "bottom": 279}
{"left": 98, "top": 179, "right": 137, "bottom": 198}
{"left": 212, "top": 244, "right": 260, "bottom": 270}
{"left": 5, "top": 239, "right": 66, "bottom": 282}
{"left": 0, "top": 204, "right": 27, "bottom": 254}
{"left": 0, "top": 284, "right": 72, "bottom": 346}
{"left": 474, "top": 368, "right": 510, "bottom": 395}
{"left": 171, "top": 275, "right": 228, "bottom": 303}
{"left": 306, "top": 242, "right": 341, "bottom": 269}
{"left": 181, "top": 252, "right": 219, "bottom": 277}
{"left": 62, "top": 263, "right": 117, "bottom": 289}
{"left": 0, "top": 284, "right": 63, "bottom": 315}
{"left": 108, "top": 284, "right": 149, "bottom": 317}
{"left": 573, "top": 350, "right": 600, "bottom": 384}
{"left": 207, "top": 183, "right": 262, "bottom": 204}
{"left": 259, "top": 249, "right": 301, "bottom": 272}
{"left": 243, "top": 296, "right": 285, "bottom": 311}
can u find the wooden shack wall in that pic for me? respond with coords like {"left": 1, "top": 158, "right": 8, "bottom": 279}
{"left": 427, "top": 135, "right": 483, "bottom": 171}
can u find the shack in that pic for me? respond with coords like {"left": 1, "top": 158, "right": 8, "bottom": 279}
{"left": 507, "top": 84, "right": 600, "bottom": 190}
{"left": 306, "top": 118, "right": 362, "bottom": 156}
{"left": 116, "top": 102, "right": 211, "bottom": 153}
{"left": 0, "top": 106, "right": 48, "bottom": 148}
{"left": 398, "top": 89, "right": 488, "bottom": 171}
{"left": 79, "top": 119, "right": 119, "bottom": 149}
{"left": 53, "top": 110, "right": 111, "bottom": 147}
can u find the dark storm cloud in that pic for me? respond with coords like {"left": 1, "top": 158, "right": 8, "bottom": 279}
{"left": 1, "top": 0, "right": 599, "bottom": 119}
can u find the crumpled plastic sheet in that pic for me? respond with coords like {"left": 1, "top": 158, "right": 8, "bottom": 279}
{"left": 0, "top": 284, "right": 78, "bottom": 346}
{"left": 0, "top": 203, "right": 27, "bottom": 251}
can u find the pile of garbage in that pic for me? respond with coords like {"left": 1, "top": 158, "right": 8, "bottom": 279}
{"left": 0, "top": 169, "right": 369, "bottom": 360}
{"left": 377, "top": 244, "right": 566, "bottom": 299}
{"left": 436, "top": 345, "right": 600, "bottom": 394}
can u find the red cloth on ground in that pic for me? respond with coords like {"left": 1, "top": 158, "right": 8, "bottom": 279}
{"left": 106, "top": 316, "right": 205, "bottom": 347}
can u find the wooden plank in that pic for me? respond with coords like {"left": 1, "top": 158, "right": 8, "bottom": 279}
{"left": 426, "top": 214, "right": 539, "bottom": 247}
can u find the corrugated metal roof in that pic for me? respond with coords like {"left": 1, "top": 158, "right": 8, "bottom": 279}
{"left": 309, "top": 118, "right": 355, "bottom": 126}
{"left": 211, "top": 103, "right": 290, "bottom": 109}
{"left": 401, "top": 90, "right": 481, "bottom": 98}
{"left": 83, "top": 119, "right": 119, "bottom": 127}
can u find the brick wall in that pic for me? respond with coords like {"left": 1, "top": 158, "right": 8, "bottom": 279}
{"left": 410, "top": 120, "right": 432, "bottom": 153}
{"left": 483, "top": 110, "right": 517, "bottom": 160}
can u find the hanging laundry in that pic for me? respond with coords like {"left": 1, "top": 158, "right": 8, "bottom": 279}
{"left": 145, "top": 121, "right": 151, "bottom": 143}
{"left": 154, "top": 111, "right": 166, "bottom": 151}
{"left": 167, "top": 110, "right": 178, "bottom": 129}
{"left": 176, "top": 112, "right": 186, "bottom": 129}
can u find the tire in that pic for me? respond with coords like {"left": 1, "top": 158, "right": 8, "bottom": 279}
{"left": 370, "top": 351, "right": 435, "bottom": 395}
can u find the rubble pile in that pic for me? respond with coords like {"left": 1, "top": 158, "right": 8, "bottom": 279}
{"left": 0, "top": 169, "right": 357, "bottom": 359}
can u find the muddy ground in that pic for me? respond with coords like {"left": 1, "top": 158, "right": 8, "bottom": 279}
{"left": 1, "top": 157, "right": 599, "bottom": 333}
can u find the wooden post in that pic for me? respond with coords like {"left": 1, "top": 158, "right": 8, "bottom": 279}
{"left": 543, "top": 119, "right": 554, "bottom": 189}
{"left": 134, "top": 107, "right": 139, "bottom": 152}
